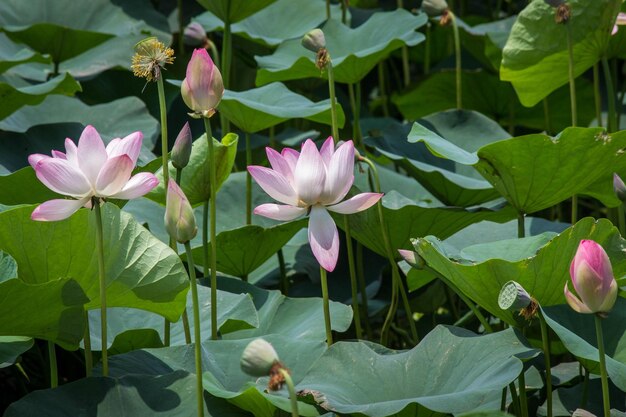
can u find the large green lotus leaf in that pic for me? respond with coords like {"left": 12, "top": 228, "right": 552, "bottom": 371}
{"left": 87, "top": 286, "right": 258, "bottom": 352}
{"left": 106, "top": 334, "right": 325, "bottom": 417}
{"left": 0, "top": 203, "right": 189, "bottom": 322}
{"left": 219, "top": 83, "right": 345, "bottom": 133}
{"left": 195, "top": 0, "right": 278, "bottom": 23}
{"left": 194, "top": 0, "right": 344, "bottom": 47}
{"left": 413, "top": 217, "right": 626, "bottom": 325}
{"left": 0, "top": 33, "right": 50, "bottom": 74}
{"left": 500, "top": 0, "right": 620, "bottom": 107}
{"left": 147, "top": 133, "right": 238, "bottom": 207}
{"left": 475, "top": 128, "right": 626, "bottom": 213}
{"left": 256, "top": 10, "right": 426, "bottom": 85}
{"left": 541, "top": 298, "right": 626, "bottom": 391}
{"left": 0, "top": 336, "right": 33, "bottom": 368}
{"left": 4, "top": 371, "right": 217, "bottom": 417}
{"left": 538, "top": 378, "right": 625, "bottom": 417}
{"left": 296, "top": 326, "right": 536, "bottom": 416}
{"left": 0, "top": 73, "right": 81, "bottom": 120}
{"left": 458, "top": 16, "right": 516, "bottom": 71}
{"left": 392, "top": 71, "right": 595, "bottom": 134}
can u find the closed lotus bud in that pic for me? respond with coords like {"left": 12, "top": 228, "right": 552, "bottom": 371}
{"left": 240, "top": 338, "right": 279, "bottom": 377}
{"left": 183, "top": 22, "right": 208, "bottom": 47}
{"left": 302, "top": 29, "right": 326, "bottom": 53}
{"left": 421, "top": 0, "right": 449, "bottom": 17}
{"left": 181, "top": 48, "right": 224, "bottom": 118}
{"left": 398, "top": 249, "right": 424, "bottom": 269}
{"left": 565, "top": 240, "right": 618, "bottom": 314}
{"left": 165, "top": 180, "right": 197, "bottom": 243}
{"left": 498, "top": 281, "right": 532, "bottom": 311}
{"left": 171, "top": 122, "right": 192, "bottom": 169}
{"left": 614, "top": 173, "right": 626, "bottom": 203}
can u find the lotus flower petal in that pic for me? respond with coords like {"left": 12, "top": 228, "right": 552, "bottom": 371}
{"left": 30, "top": 197, "right": 91, "bottom": 222}
{"left": 34, "top": 158, "right": 91, "bottom": 197}
{"left": 254, "top": 203, "right": 306, "bottom": 221}
{"left": 248, "top": 166, "right": 298, "bottom": 206}
{"left": 294, "top": 139, "right": 326, "bottom": 205}
{"left": 327, "top": 192, "right": 383, "bottom": 214}
{"left": 308, "top": 205, "right": 339, "bottom": 272}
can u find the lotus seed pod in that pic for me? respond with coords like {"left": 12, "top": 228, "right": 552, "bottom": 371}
{"left": 240, "top": 338, "right": 279, "bottom": 377}
{"left": 421, "top": 0, "right": 448, "bottom": 17}
{"left": 498, "top": 281, "right": 532, "bottom": 311}
{"left": 302, "top": 29, "right": 326, "bottom": 53}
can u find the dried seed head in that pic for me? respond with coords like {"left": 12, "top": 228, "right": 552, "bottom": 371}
{"left": 131, "top": 37, "right": 175, "bottom": 82}
{"left": 555, "top": 3, "right": 571, "bottom": 24}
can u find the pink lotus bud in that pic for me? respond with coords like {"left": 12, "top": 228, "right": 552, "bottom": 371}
{"left": 165, "top": 180, "right": 197, "bottom": 243}
{"left": 565, "top": 240, "right": 618, "bottom": 314}
{"left": 398, "top": 249, "right": 424, "bottom": 269}
{"left": 183, "top": 22, "right": 208, "bottom": 47}
{"left": 171, "top": 122, "right": 192, "bottom": 169}
{"left": 614, "top": 173, "right": 626, "bottom": 202}
{"left": 181, "top": 48, "right": 224, "bottom": 118}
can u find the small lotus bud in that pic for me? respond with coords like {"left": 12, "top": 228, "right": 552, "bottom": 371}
{"left": 498, "top": 281, "right": 532, "bottom": 311}
{"left": 184, "top": 22, "right": 208, "bottom": 47}
{"left": 614, "top": 173, "right": 626, "bottom": 202}
{"left": 240, "top": 338, "right": 280, "bottom": 377}
{"left": 171, "top": 122, "right": 192, "bottom": 169}
{"left": 398, "top": 249, "right": 424, "bottom": 269}
{"left": 165, "top": 180, "right": 197, "bottom": 243}
{"left": 302, "top": 29, "right": 326, "bottom": 53}
{"left": 421, "top": 0, "right": 449, "bottom": 17}
{"left": 181, "top": 48, "right": 224, "bottom": 119}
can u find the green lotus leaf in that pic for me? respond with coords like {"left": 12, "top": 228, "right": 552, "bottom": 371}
{"left": 0, "top": 203, "right": 189, "bottom": 322}
{"left": 413, "top": 217, "right": 626, "bottom": 325}
{"left": 195, "top": 0, "right": 278, "bottom": 23}
{"left": 295, "top": 326, "right": 536, "bottom": 416}
{"left": 0, "top": 336, "right": 33, "bottom": 368}
{"left": 0, "top": 33, "right": 50, "bottom": 74}
{"left": 458, "top": 15, "right": 516, "bottom": 71}
{"left": 256, "top": 9, "right": 426, "bottom": 85}
{"left": 500, "top": 0, "right": 620, "bottom": 106}
{"left": 219, "top": 83, "right": 345, "bottom": 133}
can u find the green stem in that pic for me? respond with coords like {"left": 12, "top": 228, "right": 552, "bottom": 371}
{"left": 594, "top": 315, "right": 611, "bottom": 417}
{"left": 539, "top": 313, "right": 553, "bottom": 417}
{"left": 184, "top": 242, "right": 205, "bottom": 417}
{"left": 517, "top": 212, "right": 525, "bottom": 238}
{"left": 518, "top": 371, "right": 529, "bottom": 417}
{"left": 182, "top": 309, "right": 192, "bottom": 344}
{"left": 581, "top": 367, "right": 590, "bottom": 408}
{"left": 220, "top": 20, "right": 232, "bottom": 133}
{"left": 397, "top": 275, "right": 417, "bottom": 343}
{"left": 164, "top": 319, "right": 171, "bottom": 347}
{"left": 381, "top": 265, "right": 399, "bottom": 346}
{"left": 327, "top": 62, "right": 340, "bottom": 142}
{"left": 207, "top": 40, "right": 221, "bottom": 69}
{"left": 500, "top": 387, "right": 507, "bottom": 411}
{"left": 602, "top": 56, "right": 617, "bottom": 133}
{"left": 177, "top": 0, "right": 184, "bottom": 55}
{"left": 619, "top": 204, "right": 626, "bottom": 237}
{"left": 378, "top": 62, "right": 389, "bottom": 118}
{"left": 93, "top": 200, "right": 108, "bottom": 376}
{"left": 424, "top": 23, "right": 431, "bottom": 75}
{"left": 203, "top": 200, "right": 209, "bottom": 278}
{"left": 509, "top": 382, "right": 520, "bottom": 416}
{"left": 157, "top": 76, "right": 170, "bottom": 190}
{"left": 543, "top": 98, "right": 552, "bottom": 135}
{"left": 450, "top": 12, "right": 462, "bottom": 110}
{"left": 278, "top": 369, "right": 299, "bottom": 417}
{"left": 83, "top": 313, "right": 92, "bottom": 377}
{"left": 48, "top": 341, "right": 57, "bottom": 388}
{"left": 326, "top": 0, "right": 331, "bottom": 19}
{"left": 246, "top": 132, "right": 252, "bottom": 225}
{"left": 593, "top": 63, "right": 603, "bottom": 128}
{"left": 354, "top": 83, "right": 363, "bottom": 147}
{"left": 572, "top": 195, "right": 578, "bottom": 224}
{"left": 344, "top": 216, "right": 362, "bottom": 339}
{"left": 277, "top": 249, "right": 288, "bottom": 295}
{"left": 269, "top": 126, "right": 276, "bottom": 148}
{"left": 203, "top": 118, "right": 218, "bottom": 340}
{"left": 565, "top": 23, "right": 577, "bottom": 127}
{"left": 319, "top": 266, "right": 333, "bottom": 346}
{"left": 356, "top": 243, "right": 373, "bottom": 339}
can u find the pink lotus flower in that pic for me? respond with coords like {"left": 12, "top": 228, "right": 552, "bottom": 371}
{"left": 28, "top": 125, "right": 159, "bottom": 221}
{"left": 612, "top": 12, "right": 626, "bottom": 35}
{"left": 181, "top": 48, "right": 224, "bottom": 118}
{"left": 248, "top": 138, "right": 383, "bottom": 272}
{"left": 565, "top": 240, "right": 618, "bottom": 314}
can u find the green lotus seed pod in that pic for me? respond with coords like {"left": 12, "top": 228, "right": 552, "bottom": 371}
{"left": 498, "top": 281, "right": 532, "bottom": 311}
{"left": 421, "top": 0, "right": 448, "bottom": 17}
{"left": 240, "top": 338, "right": 279, "bottom": 377}
{"left": 302, "top": 29, "right": 326, "bottom": 53}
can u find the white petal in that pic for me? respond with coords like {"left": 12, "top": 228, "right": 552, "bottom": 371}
{"left": 95, "top": 155, "right": 134, "bottom": 196}
{"left": 34, "top": 158, "right": 92, "bottom": 197}
{"left": 294, "top": 139, "right": 326, "bottom": 205}
{"left": 108, "top": 173, "right": 159, "bottom": 200}
{"left": 254, "top": 204, "right": 306, "bottom": 221}
{"left": 31, "top": 197, "right": 90, "bottom": 222}
{"left": 248, "top": 166, "right": 298, "bottom": 205}
{"left": 77, "top": 125, "right": 107, "bottom": 186}
{"left": 321, "top": 140, "right": 355, "bottom": 204}
{"left": 327, "top": 193, "right": 383, "bottom": 214}
{"left": 308, "top": 205, "right": 339, "bottom": 272}
{"left": 266, "top": 147, "right": 294, "bottom": 183}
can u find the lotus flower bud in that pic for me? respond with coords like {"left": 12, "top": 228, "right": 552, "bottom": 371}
{"left": 498, "top": 281, "right": 532, "bottom": 311}
{"left": 302, "top": 29, "right": 326, "bottom": 53}
{"left": 421, "top": 0, "right": 449, "bottom": 17}
{"left": 165, "top": 180, "right": 197, "bottom": 243}
{"left": 398, "top": 249, "right": 424, "bottom": 269}
{"left": 181, "top": 48, "right": 224, "bottom": 119}
{"left": 565, "top": 240, "right": 618, "bottom": 314}
{"left": 240, "top": 338, "right": 279, "bottom": 377}
{"left": 171, "top": 122, "right": 192, "bottom": 169}
{"left": 183, "top": 22, "right": 208, "bottom": 47}
{"left": 614, "top": 173, "right": 626, "bottom": 203}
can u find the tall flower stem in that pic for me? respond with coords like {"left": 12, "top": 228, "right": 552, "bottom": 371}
{"left": 539, "top": 313, "right": 553, "bottom": 417}
{"left": 377, "top": 63, "right": 390, "bottom": 117}
{"left": 203, "top": 118, "right": 218, "bottom": 340}
{"left": 348, "top": 83, "right": 363, "bottom": 147}
{"left": 83, "top": 313, "right": 93, "bottom": 376}
{"left": 48, "top": 342, "right": 57, "bottom": 388}
{"left": 344, "top": 216, "right": 363, "bottom": 339}
{"left": 278, "top": 369, "right": 299, "bottom": 417}
{"left": 618, "top": 204, "right": 626, "bottom": 237}
{"left": 93, "top": 199, "right": 108, "bottom": 376}
{"left": 203, "top": 200, "right": 209, "bottom": 278}
{"left": 565, "top": 24, "right": 577, "bottom": 127}
{"left": 360, "top": 157, "right": 418, "bottom": 344}
{"left": 184, "top": 242, "right": 205, "bottom": 417}
{"left": 424, "top": 23, "right": 431, "bottom": 75}
{"left": 246, "top": 132, "right": 252, "bottom": 226}
{"left": 277, "top": 249, "right": 288, "bottom": 294}
{"left": 157, "top": 76, "right": 170, "bottom": 190}
{"left": 602, "top": 56, "right": 617, "bottom": 133}
{"left": 518, "top": 370, "right": 529, "bottom": 417}
{"left": 356, "top": 243, "right": 373, "bottom": 339}
{"left": 327, "top": 62, "right": 340, "bottom": 142}
{"left": 593, "top": 63, "right": 603, "bottom": 128}
{"left": 175, "top": 167, "right": 192, "bottom": 344}
{"left": 449, "top": 12, "right": 462, "bottom": 109}
{"left": 594, "top": 315, "right": 611, "bottom": 417}
{"left": 543, "top": 98, "right": 552, "bottom": 135}
{"left": 220, "top": 21, "right": 232, "bottom": 133}
{"left": 319, "top": 266, "right": 333, "bottom": 346}
{"left": 326, "top": 0, "right": 331, "bottom": 19}
{"left": 518, "top": 212, "right": 525, "bottom": 238}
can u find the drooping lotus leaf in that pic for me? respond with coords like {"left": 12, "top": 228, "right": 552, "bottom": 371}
{"left": 147, "top": 133, "right": 238, "bottom": 207}
{"left": 255, "top": 9, "right": 427, "bottom": 85}
{"left": 413, "top": 217, "right": 626, "bottom": 325}
{"left": 0, "top": 336, "right": 33, "bottom": 368}
{"left": 500, "top": 0, "right": 620, "bottom": 107}
{"left": 537, "top": 378, "right": 625, "bottom": 417}
{"left": 392, "top": 71, "right": 596, "bottom": 134}
{"left": 0, "top": 73, "right": 81, "bottom": 120}
{"left": 219, "top": 83, "right": 345, "bottom": 133}
{"left": 195, "top": 0, "right": 278, "bottom": 23}
{"left": 458, "top": 15, "right": 516, "bottom": 71}
{"left": 0, "top": 33, "right": 50, "bottom": 74}
{"left": 105, "top": 334, "right": 326, "bottom": 417}
{"left": 295, "top": 326, "right": 537, "bottom": 416}
{"left": 194, "top": 0, "right": 345, "bottom": 47}
{"left": 86, "top": 286, "right": 259, "bottom": 352}
{"left": 0, "top": 203, "right": 189, "bottom": 322}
